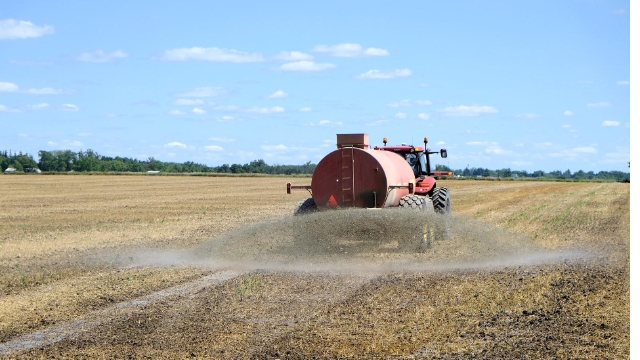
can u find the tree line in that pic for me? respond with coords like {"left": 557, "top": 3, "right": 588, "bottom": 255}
{"left": 0, "top": 149, "right": 630, "bottom": 181}
{"left": 435, "top": 165, "right": 630, "bottom": 182}
{"left": 1, "top": 149, "right": 315, "bottom": 175}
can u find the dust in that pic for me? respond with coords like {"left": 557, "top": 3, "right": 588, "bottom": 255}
{"left": 128, "top": 208, "right": 590, "bottom": 274}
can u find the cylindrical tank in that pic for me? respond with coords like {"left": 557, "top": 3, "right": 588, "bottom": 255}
{"left": 311, "top": 147, "right": 415, "bottom": 208}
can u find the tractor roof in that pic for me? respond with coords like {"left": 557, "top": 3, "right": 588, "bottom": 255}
{"left": 374, "top": 145, "right": 424, "bottom": 152}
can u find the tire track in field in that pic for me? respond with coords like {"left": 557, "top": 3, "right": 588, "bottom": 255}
{"left": 0, "top": 270, "right": 240, "bottom": 357}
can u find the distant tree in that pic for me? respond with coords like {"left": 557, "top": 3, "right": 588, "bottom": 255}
{"left": 56, "top": 150, "right": 77, "bottom": 171}
{"left": 74, "top": 150, "right": 101, "bottom": 172}
{"left": 230, "top": 164, "right": 244, "bottom": 173}
{"left": 38, "top": 151, "right": 58, "bottom": 171}
{"left": 9, "top": 160, "right": 23, "bottom": 171}
{"left": 13, "top": 155, "right": 38, "bottom": 171}
{"left": 435, "top": 164, "right": 452, "bottom": 172}
{"left": 0, "top": 154, "right": 9, "bottom": 171}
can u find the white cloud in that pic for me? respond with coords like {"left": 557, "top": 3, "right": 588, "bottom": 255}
{"left": 395, "top": 112, "right": 407, "bottom": 119}
{"left": 1, "top": 80, "right": 63, "bottom": 94}
{"left": 266, "top": 90, "right": 288, "bottom": 99}
{"left": 388, "top": 100, "right": 412, "bottom": 107}
{"left": 245, "top": 106, "right": 285, "bottom": 114}
{"left": 76, "top": 49, "right": 128, "bottom": 63}
{"left": 561, "top": 124, "right": 572, "bottom": 128}
{"left": 162, "top": 47, "right": 265, "bottom": 62}
{"left": 67, "top": 140, "right": 83, "bottom": 148}
{"left": 388, "top": 99, "right": 431, "bottom": 107}
{"left": 277, "top": 61, "right": 336, "bottom": 71}
{"left": 273, "top": 51, "right": 313, "bottom": 61}
{"left": 465, "top": 141, "right": 512, "bottom": 155}
{"left": 26, "top": 87, "right": 64, "bottom": 95}
{"left": 604, "top": 152, "right": 629, "bottom": 159}
{"left": 164, "top": 142, "right": 187, "bottom": 148}
{"left": 309, "top": 120, "right": 343, "bottom": 127}
{"left": 31, "top": 103, "right": 50, "bottom": 109}
{"left": 484, "top": 143, "right": 512, "bottom": 155}
{"left": 299, "top": 107, "right": 312, "bottom": 112}
{"left": 215, "top": 105, "right": 239, "bottom": 111}
{"left": 516, "top": 113, "right": 541, "bottom": 119}
{"left": 357, "top": 69, "right": 412, "bottom": 79}
{"left": 175, "top": 87, "right": 227, "bottom": 97}
{"left": 47, "top": 141, "right": 57, "bottom": 146}
{"left": 438, "top": 105, "right": 499, "bottom": 117}
{"left": 363, "top": 47, "right": 389, "bottom": 56}
{"left": 573, "top": 146, "right": 597, "bottom": 153}
{"left": 616, "top": 80, "right": 629, "bottom": 85}
{"left": 602, "top": 120, "right": 620, "bottom": 127}
{"left": 203, "top": 145, "right": 224, "bottom": 151}
{"left": 169, "top": 110, "right": 185, "bottom": 116}
{"left": 417, "top": 113, "right": 430, "bottom": 120}
{"left": 587, "top": 101, "right": 610, "bottom": 107}
{"left": 534, "top": 142, "right": 554, "bottom": 149}
{"left": 0, "top": 19, "right": 55, "bottom": 40}
{"left": 192, "top": 107, "right": 206, "bottom": 114}
{"left": 209, "top": 137, "right": 235, "bottom": 142}
{"left": 220, "top": 115, "right": 234, "bottom": 121}
{"left": 563, "top": 110, "right": 574, "bottom": 116}
{"left": 173, "top": 99, "right": 204, "bottom": 105}
{"left": 548, "top": 146, "right": 597, "bottom": 158}
{"left": 312, "top": 43, "right": 389, "bottom": 57}
{"left": 0, "top": 104, "right": 19, "bottom": 112}
{"left": 0, "top": 81, "right": 19, "bottom": 92}
{"left": 261, "top": 144, "right": 288, "bottom": 151}
{"left": 61, "top": 104, "right": 79, "bottom": 111}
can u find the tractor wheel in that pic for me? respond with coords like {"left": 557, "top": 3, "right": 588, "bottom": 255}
{"left": 430, "top": 187, "right": 451, "bottom": 214}
{"left": 293, "top": 197, "right": 317, "bottom": 216}
{"left": 430, "top": 187, "right": 451, "bottom": 240}
{"left": 399, "top": 195, "right": 435, "bottom": 251}
{"left": 399, "top": 195, "right": 424, "bottom": 210}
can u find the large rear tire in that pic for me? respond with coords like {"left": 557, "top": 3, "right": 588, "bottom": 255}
{"left": 431, "top": 187, "right": 451, "bottom": 214}
{"left": 293, "top": 197, "right": 317, "bottom": 216}
{"left": 430, "top": 187, "right": 451, "bottom": 239}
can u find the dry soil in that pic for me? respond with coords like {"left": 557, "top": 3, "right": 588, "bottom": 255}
{"left": 0, "top": 175, "right": 629, "bottom": 359}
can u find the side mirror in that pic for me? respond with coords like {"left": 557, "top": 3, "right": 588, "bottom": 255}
{"left": 440, "top": 149, "right": 448, "bottom": 158}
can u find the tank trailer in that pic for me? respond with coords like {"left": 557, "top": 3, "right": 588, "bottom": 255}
{"left": 287, "top": 133, "right": 451, "bottom": 215}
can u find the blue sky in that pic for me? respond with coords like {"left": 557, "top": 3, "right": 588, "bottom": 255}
{"left": 0, "top": 1, "right": 631, "bottom": 172}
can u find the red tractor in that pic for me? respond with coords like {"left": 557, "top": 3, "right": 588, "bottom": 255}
{"left": 287, "top": 133, "right": 451, "bottom": 215}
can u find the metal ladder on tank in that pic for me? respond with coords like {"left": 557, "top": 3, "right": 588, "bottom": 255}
{"left": 341, "top": 147, "right": 355, "bottom": 207}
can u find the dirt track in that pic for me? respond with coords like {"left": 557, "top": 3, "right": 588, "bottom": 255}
{"left": 0, "top": 176, "right": 630, "bottom": 358}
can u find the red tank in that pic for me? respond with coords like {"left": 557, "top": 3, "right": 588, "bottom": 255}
{"left": 311, "top": 146, "right": 415, "bottom": 208}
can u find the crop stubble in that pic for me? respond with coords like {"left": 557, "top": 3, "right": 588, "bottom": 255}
{"left": 0, "top": 176, "right": 629, "bottom": 358}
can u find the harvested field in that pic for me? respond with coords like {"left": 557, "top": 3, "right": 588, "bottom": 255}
{"left": 0, "top": 175, "right": 630, "bottom": 358}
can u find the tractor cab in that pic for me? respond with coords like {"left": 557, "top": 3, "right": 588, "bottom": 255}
{"left": 374, "top": 137, "right": 449, "bottom": 195}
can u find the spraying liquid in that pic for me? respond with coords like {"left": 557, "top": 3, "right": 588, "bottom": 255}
{"left": 130, "top": 209, "right": 589, "bottom": 273}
